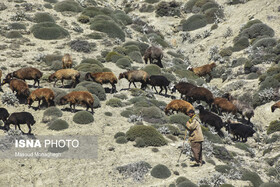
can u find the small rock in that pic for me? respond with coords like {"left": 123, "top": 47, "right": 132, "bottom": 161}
{"left": 108, "top": 147, "right": 115, "bottom": 151}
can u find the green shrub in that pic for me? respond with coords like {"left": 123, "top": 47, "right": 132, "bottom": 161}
{"left": 241, "top": 169, "right": 263, "bottom": 187}
{"left": 54, "top": 0, "right": 83, "bottom": 12}
{"left": 220, "top": 185, "right": 234, "bottom": 187}
{"left": 90, "top": 20, "right": 125, "bottom": 41}
{"left": 140, "top": 4, "right": 155, "bottom": 13}
{"left": 129, "top": 88, "right": 145, "bottom": 96}
{"left": 134, "top": 137, "right": 146, "bottom": 147}
{"left": 176, "top": 177, "right": 190, "bottom": 185}
{"left": 75, "top": 64, "right": 102, "bottom": 73}
{"left": 141, "top": 106, "right": 165, "bottom": 123}
{"left": 175, "top": 69, "right": 199, "bottom": 79}
{"left": 114, "top": 10, "right": 132, "bottom": 25}
{"left": 114, "top": 132, "right": 126, "bottom": 139}
{"left": 82, "top": 7, "right": 113, "bottom": 18}
{"left": 113, "top": 93, "right": 128, "bottom": 100}
{"left": 260, "top": 183, "right": 280, "bottom": 187}
{"left": 241, "top": 23, "right": 274, "bottom": 39}
{"left": 116, "top": 58, "right": 131, "bottom": 69}
{"left": 259, "top": 76, "right": 279, "bottom": 90}
{"left": 31, "top": 22, "right": 69, "bottom": 40}
{"left": 267, "top": 167, "right": 278, "bottom": 177}
{"left": 234, "top": 142, "right": 252, "bottom": 153}
{"left": 142, "top": 64, "right": 161, "bottom": 75}
{"left": 43, "top": 54, "right": 63, "bottom": 66}
{"left": 34, "top": 12, "right": 55, "bottom": 23}
{"left": 265, "top": 134, "right": 279, "bottom": 144}
{"left": 126, "top": 125, "right": 167, "bottom": 146}
{"left": 177, "top": 181, "right": 198, "bottom": 187}
{"left": 247, "top": 73, "right": 259, "bottom": 79}
{"left": 219, "top": 47, "right": 232, "bottom": 57}
{"left": 148, "top": 34, "right": 169, "bottom": 48}
{"left": 6, "top": 31, "right": 22, "bottom": 38}
{"left": 42, "top": 107, "right": 63, "bottom": 123}
{"left": 233, "top": 36, "right": 249, "bottom": 51}
{"left": 76, "top": 81, "right": 106, "bottom": 100}
{"left": 105, "top": 51, "right": 124, "bottom": 62}
{"left": 150, "top": 164, "right": 171, "bottom": 179}
{"left": 123, "top": 45, "right": 140, "bottom": 54}
{"left": 205, "top": 7, "right": 223, "bottom": 24}
{"left": 48, "top": 119, "right": 69, "bottom": 131}
{"left": 44, "top": 0, "right": 57, "bottom": 3}
{"left": 78, "top": 15, "right": 90, "bottom": 23}
{"left": 116, "top": 136, "right": 128, "bottom": 144}
{"left": 106, "top": 98, "right": 124, "bottom": 107}
{"left": 181, "top": 14, "right": 207, "bottom": 31}
{"left": 128, "top": 51, "right": 143, "bottom": 63}
{"left": 202, "top": 127, "right": 223, "bottom": 144}
{"left": 8, "top": 23, "right": 26, "bottom": 30}
{"left": 50, "top": 60, "right": 62, "bottom": 71}
{"left": 80, "top": 58, "right": 104, "bottom": 67}
{"left": 266, "top": 154, "right": 280, "bottom": 166}
{"left": 252, "top": 37, "right": 277, "bottom": 49}
{"left": 267, "top": 120, "right": 280, "bottom": 134}
{"left": 123, "top": 41, "right": 149, "bottom": 56}
{"left": 201, "top": 2, "right": 219, "bottom": 12}
{"left": 87, "top": 32, "right": 105, "bottom": 39}
{"left": 155, "top": 1, "right": 181, "bottom": 17}
{"left": 121, "top": 109, "right": 135, "bottom": 118}
{"left": 213, "top": 145, "right": 233, "bottom": 161}
{"left": 150, "top": 99, "right": 167, "bottom": 108}
{"left": 44, "top": 3, "right": 53, "bottom": 9}
{"left": 215, "top": 165, "right": 232, "bottom": 174}
{"left": 145, "top": 0, "right": 159, "bottom": 3}
{"left": 167, "top": 125, "right": 181, "bottom": 136}
{"left": 73, "top": 111, "right": 94, "bottom": 124}
{"left": 169, "top": 113, "right": 189, "bottom": 126}
{"left": 105, "top": 112, "right": 112, "bottom": 116}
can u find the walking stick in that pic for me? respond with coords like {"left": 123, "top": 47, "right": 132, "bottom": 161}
{"left": 177, "top": 130, "right": 187, "bottom": 163}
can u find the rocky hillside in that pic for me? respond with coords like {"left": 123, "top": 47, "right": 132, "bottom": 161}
{"left": 0, "top": 0, "right": 279, "bottom": 186}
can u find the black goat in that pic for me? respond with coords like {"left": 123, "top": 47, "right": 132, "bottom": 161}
{"left": 4, "top": 112, "right": 36, "bottom": 134}
{"left": 196, "top": 105, "right": 224, "bottom": 137}
{"left": 170, "top": 82, "right": 197, "bottom": 99}
{"left": 225, "top": 121, "right": 255, "bottom": 142}
{"left": 0, "top": 108, "right": 9, "bottom": 123}
{"left": 147, "top": 75, "right": 170, "bottom": 95}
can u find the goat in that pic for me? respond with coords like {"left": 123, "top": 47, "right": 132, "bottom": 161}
{"left": 196, "top": 105, "right": 224, "bottom": 137}
{"left": 4, "top": 112, "right": 36, "bottom": 134}
{"left": 27, "top": 88, "right": 55, "bottom": 109}
{"left": 143, "top": 46, "right": 164, "bottom": 68}
{"left": 170, "top": 82, "right": 197, "bottom": 99}
{"left": 62, "top": 53, "right": 73, "bottom": 69}
{"left": 85, "top": 72, "right": 118, "bottom": 93}
{"left": 212, "top": 97, "right": 237, "bottom": 115}
{"left": 147, "top": 75, "right": 170, "bottom": 95}
{"left": 165, "top": 100, "right": 194, "bottom": 115}
{"left": 271, "top": 101, "right": 280, "bottom": 112}
{"left": 0, "top": 108, "right": 9, "bottom": 123}
{"left": 118, "top": 70, "right": 149, "bottom": 90}
{"left": 185, "top": 87, "right": 214, "bottom": 109}
{"left": 225, "top": 120, "right": 255, "bottom": 142}
{"left": 60, "top": 91, "right": 94, "bottom": 114}
{"left": 223, "top": 93, "right": 254, "bottom": 124}
{"left": 48, "top": 69, "right": 80, "bottom": 88}
{"left": 188, "top": 62, "right": 216, "bottom": 82}
{"left": 2, "top": 78, "right": 30, "bottom": 97}
{"left": 6, "top": 67, "right": 43, "bottom": 87}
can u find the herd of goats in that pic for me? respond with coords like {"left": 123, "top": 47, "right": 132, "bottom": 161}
{"left": 0, "top": 46, "right": 279, "bottom": 142}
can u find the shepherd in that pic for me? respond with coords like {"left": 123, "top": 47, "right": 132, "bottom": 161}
{"left": 185, "top": 109, "right": 204, "bottom": 167}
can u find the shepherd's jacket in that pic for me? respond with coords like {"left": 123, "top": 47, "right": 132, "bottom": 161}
{"left": 186, "top": 115, "right": 204, "bottom": 143}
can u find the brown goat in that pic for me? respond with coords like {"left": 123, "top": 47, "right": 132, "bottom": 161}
{"left": 48, "top": 69, "right": 80, "bottom": 88}
{"left": 212, "top": 97, "right": 237, "bottom": 115}
{"left": 60, "top": 91, "right": 94, "bottom": 114}
{"left": 85, "top": 72, "right": 118, "bottom": 93}
{"left": 185, "top": 87, "right": 214, "bottom": 109}
{"left": 188, "top": 63, "right": 216, "bottom": 82}
{"left": 6, "top": 67, "right": 43, "bottom": 87}
{"left": 62, "top": 54, "right": 73, "bottom": 69}
{"left": 27, "top": 88, "right": 55, "bottom": 109}
{"left": 271, "top": 101, "right": 280, "bottom": 112}
{"left": 118, "top": 70, "right": 149, "bottom": 90}
{"left": 143, "top": 46, "right": 163, "bottom": 68}
{"left": 2, "top": 78, "right": 30, "bottom": 97}
{"left": 171, "top": 82, "right": 197, "bottom": 99}
{"left": 165, "top": 99, "right": 194, "bottom": 115}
